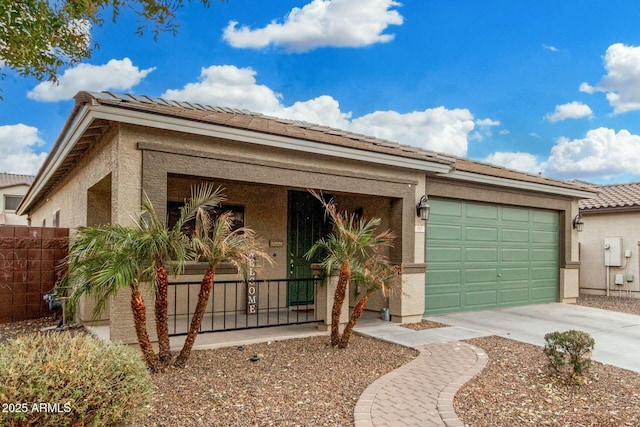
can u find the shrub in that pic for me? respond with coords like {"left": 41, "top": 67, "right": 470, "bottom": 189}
{"left": 543, "top": 330, "right": 595, "bottom": 381}
{"left": 0, "top": 332, "right": 155, "bottom": 426}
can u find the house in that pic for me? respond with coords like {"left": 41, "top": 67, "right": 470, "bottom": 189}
{"left": 0, "top": 173, "right": 34, "bottom": 226}
{"left": 578, "top": 182, "right": 640, "bottom": 298}
{"left": 18, "top": 91, "right": 595, "bottom": 344}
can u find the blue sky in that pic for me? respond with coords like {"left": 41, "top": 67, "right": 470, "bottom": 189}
{"left": 3, "top": 0, "right": 640, "bottom": 183}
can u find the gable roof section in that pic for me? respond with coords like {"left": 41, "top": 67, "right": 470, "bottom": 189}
{"left": 579, "top": 182, "right": 640, "bottom": 212}
{"left": 20, "top": 91, "right": 596, "bottom": 214}
{"left": 0, "top": 173, "right": 34, "bottom": 189}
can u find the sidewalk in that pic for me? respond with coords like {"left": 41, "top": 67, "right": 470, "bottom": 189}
{"left": 353, "top": 318, "right": 489, "bottom": 427}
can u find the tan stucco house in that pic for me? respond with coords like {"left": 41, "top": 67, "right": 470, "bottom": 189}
{"left": 18, "top": 91, "right": 595, "bottom": 344}
{"left": 578, "top": 182, "right": 640, "bottom": 298}
{"left": 0, "top": 173, "right": 34, "bottom": 226}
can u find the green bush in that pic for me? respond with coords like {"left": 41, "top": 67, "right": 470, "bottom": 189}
{"left": 0, "top": 332, "right": 155, "bottom": 426}
{"left": 543, "top": 330, "right": 595, "bottom": 381}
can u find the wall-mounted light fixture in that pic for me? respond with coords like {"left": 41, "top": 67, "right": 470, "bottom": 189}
{"left": 416, "top": 195, "right": 430, "bottom": 221}
{"left": 572, "top": 213, "right": 584, "bottom": 232}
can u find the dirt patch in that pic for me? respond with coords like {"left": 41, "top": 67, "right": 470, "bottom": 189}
{"left": 400, "top": 319, "right": 449, "bottom": 330}
{"left": 455, "top": 335, "right": 640, "bottom": 426}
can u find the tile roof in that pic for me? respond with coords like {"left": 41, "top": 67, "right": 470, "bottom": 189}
{"left": 79, "top": 91, "right": 586, "bottom": 192}
{"left": 0, "top": 173, "right": 34, "bottom": 189}
{"left": 579, "top": 182, "right": 640, "bottom": 211}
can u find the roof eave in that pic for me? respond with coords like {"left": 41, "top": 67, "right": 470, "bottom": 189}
{"left": 17, "top": 103, "right": 94, "bottom": 215}
{"left": 88, "top": 103, "right": 454, "bottom": 174}
{"left": 438, "top": 170, "right": 598, "bottom": 199}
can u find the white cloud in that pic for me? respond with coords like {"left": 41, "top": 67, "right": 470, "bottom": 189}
{"left": 161, "top": 65, "right": 283, "bottom": 113}
{"left": 543, "top": 44, "right": 559, "bottom": 52}
{"left": 499, "top": 129, "right": 510, "bottom": 135}
{"left": 28, "top": 58, "right": 155, "bottom": 102}
{"left": 484, "top": 152, "right": 542, "bottom": 175}
{"left": 350, "top": 108, "right": 475, "bottom": 156}
{"left": 0, "top": 124, "right": 47, "bottom": 174}
{"left": 282, "top": 95, "right": 352, "bottom": 129}
{"left": 223, "top": 0, "right": 403, "bottom": 52}
{"left": 476, "top": 118, "right": 500, "bottom": 127}
{"left": 542, "top": 127, "right": 640, "bottom": 179}
{"left": 545, "top": 101, "right": 593, "bottom": 122}
{"left": 162, "top": 64, "right": 477, "bottom": 157}
{"left": 581, "top": 43, "right": 640, "bottom": 113}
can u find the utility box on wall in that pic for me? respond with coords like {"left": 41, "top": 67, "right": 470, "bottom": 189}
{"left": 604, "top": 237, "right": 623, "bottom": 267}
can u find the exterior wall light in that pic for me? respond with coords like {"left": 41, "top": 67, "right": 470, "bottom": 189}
{"left": 416, "top": 195, "right": 430, "bottom": 221}
{"left": 572, "top": 213, "right": 584, "bottom": 232}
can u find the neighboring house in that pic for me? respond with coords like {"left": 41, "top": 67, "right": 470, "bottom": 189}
{"left": 0, "top": 173, "right": 35, "bottom": 226}
{"left": 18, "top": 91, "right": 595, "bottom": 344}
{"left": 578, "top": 182, "right": 640, "bottom": 298}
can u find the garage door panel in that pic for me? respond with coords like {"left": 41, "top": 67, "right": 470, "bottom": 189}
{"left": 533, "top": 210, "right": 558, "bottom": 225}
{"left": 531, "top": 285, "right": 557, "bottom": 301}
{"left": 532, "top": 267, "right": 558, "bottom": 280}
{"left": 532, "top": 248, "right": 557, "bottom": 262}
{"left": 502, "top": 207, "right": 530, "bottom": 222}
{"left": 426, "top": 198, "right": 559, "bottom": 315}
{"left": 501, "top": 248, "right": 529, "bottom": 262}
{"left": 465, "top": 226, "right": 498, "bottom": 241}
{"left": 426, "top": 269, "right": 461, "bottom": 284}
{"left": 427, "top": 247, "right": 461, "bottom": 262}
{"left": 500, "top": 267, "right": 529, "bottom": 281}
{"left": 466, "top": 204, "right": 499, "bottom": 220}
{"left": 465, "top": 247, "right": 498, "bottom": 262}
{"left": 532, "top": 230, "right": 557, "bottom": 244}
{"left": 500, "top": 287, "right": 530, "bottom": 304}
{"left": 465, "top": 268, "right": 498, "bottom": 283}
{"left": 431, "top": 199, "right": 463, "bottom": 219}
{"left": 425, "top": 293, "right": 461, "bottom": 313}
{"left": 427, "top": 224, "right": 462, "bottom": 241}
{"left": 502, "top": 228, "right": 529, "bottom": 243}
{"left": 463, "top": 290, "right": 498, "bottom": 308}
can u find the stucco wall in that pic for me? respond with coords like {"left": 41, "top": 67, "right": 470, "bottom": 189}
{"left": 28, "top": 126, "right": 119, "bottom": 229}
{"left": 579, "top": 211, "right": 640, "bottom": 298}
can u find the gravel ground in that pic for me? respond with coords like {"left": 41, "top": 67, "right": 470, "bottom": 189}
{"left": 0, "top": 318, "right": 417, "bottom": 426}
{"left": 3, "top": 295, "right": 640, "bottom": 426}
{"left": 455, "top": 295, "right": 640, "bottom": 427}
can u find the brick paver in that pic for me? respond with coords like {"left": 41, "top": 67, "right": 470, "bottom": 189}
{"left": 354, "top": 341, "right": 487, "bottom": 427}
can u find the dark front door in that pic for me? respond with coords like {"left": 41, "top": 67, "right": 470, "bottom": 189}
{"left": 287, "top": 190, "right": 332, "bottom": 305}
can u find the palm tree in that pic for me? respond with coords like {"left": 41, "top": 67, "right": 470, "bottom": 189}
{"left": 64, "top": 225, "right": 162, "bottom": 372}
{"left": 339, "top": 252, "right": 400, "bottom": 348}
{"left": 62, "top": 184, "right": 223, "bottom": 371}
{"left": 305, "top": 190, "right": 394, "bottom": 347}
{"left": 174, "top": 208, "right": 271, "bottom": 367}
{"left": 137, "top": 184, "right": 224, "bottom": 364}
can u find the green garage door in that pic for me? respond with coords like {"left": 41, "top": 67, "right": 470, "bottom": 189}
{"left": 425, "top": 198, "right": 559, "bottom": 315}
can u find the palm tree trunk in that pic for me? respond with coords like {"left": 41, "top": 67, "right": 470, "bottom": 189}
{"left": 154, "top": 261, "right": 172, "bottom": 365}
{"left": 130, "top": 285, "right": 161, "bottom": 373}
{"left": 338, "top": 292, "right": 371, "bottom": 349}
{"left": 331, "top": 261, "right": 350, "bottom": 346}
{"left": 174, "top": 268, "right": 215, "bottom": 367}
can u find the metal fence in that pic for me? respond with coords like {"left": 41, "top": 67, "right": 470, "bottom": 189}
{"left": 168, "top": 277, "right": 321, "bottom": 336}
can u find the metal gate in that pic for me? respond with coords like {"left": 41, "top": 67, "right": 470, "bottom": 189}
{"left": 168, "top": 277, "right": 321, "bottom": 336}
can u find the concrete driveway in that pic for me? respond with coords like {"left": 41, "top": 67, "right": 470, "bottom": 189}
{"left": 427, "top": 303, "right": 640, "bottom": 373}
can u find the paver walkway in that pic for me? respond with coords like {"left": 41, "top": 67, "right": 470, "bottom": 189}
{"left": 354, "top": 341, "right": 487, "bottom": 427}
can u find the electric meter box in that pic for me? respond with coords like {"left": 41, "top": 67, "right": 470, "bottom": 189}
{"left": 604, "top": 237, "right": 623, "bottom": 267}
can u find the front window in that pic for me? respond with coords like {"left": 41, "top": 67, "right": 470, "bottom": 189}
{"left": 4, "top": 195, "right": 23, "bottom": 211}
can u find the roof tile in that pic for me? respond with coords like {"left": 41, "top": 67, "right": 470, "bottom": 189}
{"left": 579, "top": 182, "right": 640, "bottom": 210}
